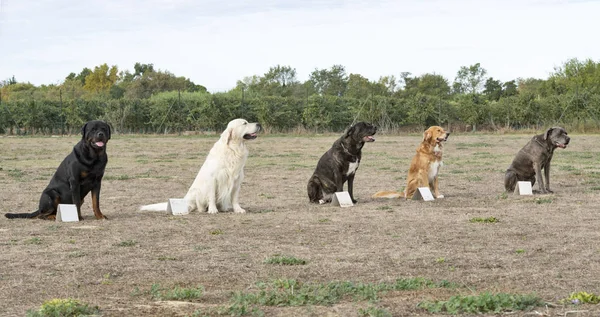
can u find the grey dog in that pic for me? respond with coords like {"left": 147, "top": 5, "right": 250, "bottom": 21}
{"left": 504, "top": 127, "right": 570, "bottom": 194}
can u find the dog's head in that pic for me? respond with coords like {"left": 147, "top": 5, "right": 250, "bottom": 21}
{"left": 423, "top": 126, "right": 449, "bottom": 145}
{"left": 544, "top": 126, "right": 570, "bottom": 149}
{"left": 345, "top": 121, "right": 377, "bottom": 143}
{"left": 222, "top": 118, "right": 262, "bottom": 145}
{"left": 81, "top": 120, "right": 111, "bottom": 150}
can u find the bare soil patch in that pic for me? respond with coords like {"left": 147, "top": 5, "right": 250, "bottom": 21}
{"left": 1, "top": 132, "right": 599, "bottom": 316}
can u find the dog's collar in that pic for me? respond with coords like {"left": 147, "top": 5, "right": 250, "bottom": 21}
{"left": 340, "top": 142, "right": 357, "bottom": 157}
{"left": 534, "top": 137, "right": 554, "bottom": 153}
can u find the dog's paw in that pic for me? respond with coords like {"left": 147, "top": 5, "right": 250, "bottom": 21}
{"left": 351, "top": 199, "right": 357, "bottom": 204}
{"left": 436, "top": 195, "right": 445, "bottom": 199}
{"left": 318, "top": 199, "right": 325, "bottom": 204}
{"left": 233, "top": 207, "right": 246, "bottom": 213}
{"left": 207, "top": 208, "right": 219, "bottom": 214}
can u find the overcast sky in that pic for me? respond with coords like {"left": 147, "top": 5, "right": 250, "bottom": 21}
{"left": 0, "top": 0, "right": 597, "bottom": 92}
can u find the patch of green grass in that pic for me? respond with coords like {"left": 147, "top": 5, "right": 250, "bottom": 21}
{"left": 264, "top": 255, "right": 307, "bottom": 266}
{"left": 466, "top": 175, "right": 482, "bottom": 181}
{"left": 448, "top": 169, "right": 465, "bottom": 174}
{"left": 158, "top": 256, "right": 178, "bottom": 261}
{"left": 318, "top": 218, "right": 330, "bottom": 223}
{"left": 101, "top": 273, "right": 113, "bottom": 285}
{"left": 103, "top": 174, "right": 131, "bottom": 180}
{"left": 150, "top": 284, "right": 204, "bottom": 301}
{"left": 68, "top": 251, "right": 86, "bottom": 258}
{"left": 376, "top": 205, "right": 392, "bottom": 211}
{"left": 258, "top": 193, "right": 275, "bottom": 199}
{"left": 25, "top": 237, "right": 42, "bottom": 245}
{"left": 535, "top": 198, "right": 553, "bottom": 204}
{"left": 469, "top": 216, "right": 499, "bottom": 223}
{"left": 358, "top": 305, "right": 392, "bottom": 317}
{"left": 563, "top": 291, "right": 600, "bottom": 305}
{"left": 455, "top": 142, "right": 492, "bottom": 148}
{"left": 590, "top": 186, "right": 600, "bottom": 191}
{"left": 435, "top": 257, "right": 446, "bottom": 264}
{"left": 26, "top": 298, "right": 100, "bottom": 317}
{"left": 255, "top": 209, "right": 274, "bottom": 213}
{"left": 210, "top": 229, "right": 224, "bottom": 235}
{"left": 115, "top": 240, "right": 137, "bottom": 247}
{"left": 497, "top": 192, "right": 508, "bottom": 199}
{"left": 47, "top": 225, "right": 59, "bottom": 231}
{"left": 418, "top": 292, "right": 543, "bottom": 314}
{"left": 515, "top": 249, "right": 526, "bottom": 254}
{"left": 228, "top": 277, "right": 457, "bottom": 313}
{"left": 7, "top": 168, "right": 25, "bottom": 180}
{"left": 559, "top": 165, "right": 577, "bottom": 171}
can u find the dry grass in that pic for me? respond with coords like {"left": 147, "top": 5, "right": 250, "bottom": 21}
{"left": 1, "top": 131, "right": 600, "bottom": 316}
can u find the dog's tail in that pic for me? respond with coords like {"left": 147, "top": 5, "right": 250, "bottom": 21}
{"left": 139, "top": 202, "right": 168, "bottom": 212}
{"left": 5, "top": 210, "right": 41, "bottom": 219}
{"left": 371, "top": 191, "right": 405, "bottom": 199}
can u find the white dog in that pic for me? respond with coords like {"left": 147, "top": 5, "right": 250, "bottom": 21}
{"left": 140, "top": 118, "right": 261, "bottom": 214}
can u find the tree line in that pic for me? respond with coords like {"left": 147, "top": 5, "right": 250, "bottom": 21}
{"left": 1, "top": 59, "right": 599, "bottom": 134}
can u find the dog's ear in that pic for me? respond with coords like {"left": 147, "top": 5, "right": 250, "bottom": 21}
{"left": 226, "top": 128, "right": 233, "bottom": 145}
{"left": 81, "top": 122, "right": 88, "bottom": 139}
{"left": 345, "top": 125, "right": 355, "bottom": 137}
{"left": 423, "top": 130, "right": 432, "bottom": 142}
{"left": 544, "top": 127, "right": 554, "bottom": 140}
{"left": 106, "top": 123, "right": 111, "bottom": 140}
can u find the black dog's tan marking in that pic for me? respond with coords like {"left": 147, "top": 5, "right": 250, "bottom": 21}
{"left": 307, "top": 122, "right": 377, "bottom": 204}
{"left": 5, "top": 120, "right": 111, "bottom": 220}
{"left": 505, "top": 126, "right": 570, "bottom": 194}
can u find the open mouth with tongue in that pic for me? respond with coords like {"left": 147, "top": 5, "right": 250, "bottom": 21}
{"left": 363, "top": 135, "right": 376, "bottom": 142}
{"left": 556, "top": 142, "right": 567, "bottom": 149}
{"left": 91, "top": 140, "right": 106, "bottom": 148}
{"left": 436, "top": 135, "right": 448, "bottom": 143}
{"left": 243, "top": 133, "right": 258, "bottom": 140}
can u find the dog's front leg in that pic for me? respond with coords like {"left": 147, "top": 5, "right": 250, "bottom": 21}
{"left": 543, "top": 160, "right": 553, "bottom": 193}
{"left": 533, "top": 162, "right": 547, "bottom": 194}
{"left": 433, "top": 176, "right": 444, "bottom": 198}
{"left": 91, "top": 180, "right": 107, "bottom": 219}
{"left": 207, "top": 181, "right": 219, "bottom": 214}
{"left": 69, "top": 178, "right": 83, "bottom": 220}
{"left": 231, "top": 176, "right": 246, "bottom": 213}
{"left": 347, "top": 174, "right": 357, "bottom": 203}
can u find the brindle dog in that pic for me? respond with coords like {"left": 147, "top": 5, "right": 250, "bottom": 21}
{"left": 307, "top": 122, "right": 377, "bottom": 204}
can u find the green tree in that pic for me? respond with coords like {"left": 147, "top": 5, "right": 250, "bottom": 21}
{"left": 483, "top": 77, "right": 503, "bottom": 101}
{"left": 307, "top": 65, "right": 348, "bottom": 96}
{"left": 346, "top": 74, "right": 372, "bottom": 98}
{"left": 503, "top": 80, "right": 518, "bottom": 97}
{"left": 256, "top": 65, "right": 299, "bottom": 97}
{"left": 83, "top": 64, "right": 119, "bottom": 93}
{"left": 453, "top": 63, "right": 487, "bottom": 94}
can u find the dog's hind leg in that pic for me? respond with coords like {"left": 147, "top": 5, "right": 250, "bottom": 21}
{"left": 307, "top": 176, "right": 324, "bottom": 203}
{"left": 504, "top": 169, "right": 518, "bottom": 193}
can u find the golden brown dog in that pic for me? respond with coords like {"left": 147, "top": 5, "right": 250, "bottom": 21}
{"left": 372, "top": 126, "right": 450, "bottom": 199}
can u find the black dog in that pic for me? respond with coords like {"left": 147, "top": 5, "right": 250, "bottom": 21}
{"left": 505, "top": 126, "right": 570, "bottom": 194}
{"left": 307, "top": 122, "right": 377, "bottom": 204}
{"left": 5, "top": 120, "right": 111, "bottom": 220}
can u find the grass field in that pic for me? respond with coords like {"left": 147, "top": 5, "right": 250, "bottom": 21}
{"left": 1, "top": 131, "right": 600, "bottom": 316}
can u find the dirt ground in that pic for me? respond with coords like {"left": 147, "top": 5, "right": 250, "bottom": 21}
{"left": 1, "top": 130, "right": 599, "bottom": 316}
